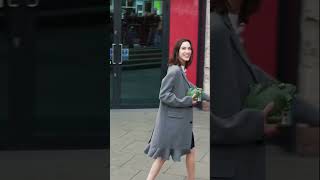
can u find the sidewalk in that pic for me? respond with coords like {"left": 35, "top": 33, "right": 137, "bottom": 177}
{"left": 0, "top": 108, "right": 317, "bottom": 180}
{"left": 110, "top": 108, "right": 210, "bottom": 180}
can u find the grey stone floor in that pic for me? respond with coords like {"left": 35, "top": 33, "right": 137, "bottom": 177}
{"left": 110, "top": 108, "right": 210, "bottom": 180}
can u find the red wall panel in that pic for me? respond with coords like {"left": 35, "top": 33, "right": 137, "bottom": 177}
{"left": 169, "top": 0, "right": 199, "bottom": 84}
{"left": 242, "top": 0, "right": 278, "bottom": 77}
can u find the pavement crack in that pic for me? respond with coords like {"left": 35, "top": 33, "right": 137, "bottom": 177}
{"left": 198, "top": 151, "right": 209, "bottom": 162}
{"left": 129, "top": 170, "right": 141, "bottom": 180}
{"left": 118, "top": 130, "right": 131, "bottom": 138}
{"left": 119, "top": 154, "right": 136, "bottom": 167}
{"left": 119, "top": 139, "right": 136, "bottom": 151}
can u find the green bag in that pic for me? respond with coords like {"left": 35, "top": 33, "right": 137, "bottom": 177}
{"left": 244, "top": 82, "right": 296, "bottom": 124}
{"left": 187, "top": 87, "right": 203, "bottom": 102}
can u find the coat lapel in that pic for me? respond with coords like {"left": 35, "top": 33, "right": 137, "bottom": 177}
{"left": 179, "top": 66, "right": 192, "bottom": 89}
{"left": 222, "top": 15, "right": 258, "bottom": 83}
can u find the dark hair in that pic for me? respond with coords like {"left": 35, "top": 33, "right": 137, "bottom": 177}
{"left": 211, "top": 0, "right": 229, "bottom": 14}
{"left": 168, "top": 39, "right": 193, "bottom": 68}
{"left": 211, "top": 0, "right": 262, "bottom": 24}
{"left": 239, "top": 0, "right": 262, "bottom": 23}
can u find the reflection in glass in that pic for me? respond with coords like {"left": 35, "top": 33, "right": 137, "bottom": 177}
{"left": 110, "top": 0, "right": 164, "bottom": 107}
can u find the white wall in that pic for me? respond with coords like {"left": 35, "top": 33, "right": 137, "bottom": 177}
{"left": 203, "top": 0, "right": 210, "bottom": 97}
{"left": 298, "top": 0, "right": 319, "bottom": 106}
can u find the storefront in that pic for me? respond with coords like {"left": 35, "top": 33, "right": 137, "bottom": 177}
{"left": 109, "top": 0, "right": 208, "bottom": 108}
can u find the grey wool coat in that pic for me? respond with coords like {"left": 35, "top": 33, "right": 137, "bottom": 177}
{"left": 144, "top": 65, "right": 195, "bottom": 162}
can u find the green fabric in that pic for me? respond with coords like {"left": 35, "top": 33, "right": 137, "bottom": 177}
{"left": 244, "top": 82, "right": 296, "bottom": 124}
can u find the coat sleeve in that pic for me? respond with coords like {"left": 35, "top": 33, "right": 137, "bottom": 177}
{"left": 250, "top": 63, "right": 320, "bottom": 126}
{"left": 211, "top": 13, "right": 264, "bottom": 145}
{"left": 251, "top": 56, "right": 320, "bottom": 127}
{"left": 211, "top": 109, "right": 265, "bottom": 144}
{"left": 159, "top": 66, "right": 193, "bottom": 107}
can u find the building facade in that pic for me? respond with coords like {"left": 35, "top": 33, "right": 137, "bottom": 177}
{"left": 109, "top": 0, "right": 209, "bottom": 109}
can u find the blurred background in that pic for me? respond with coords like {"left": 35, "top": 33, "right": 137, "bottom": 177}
{"left": 0, "top": 1, "right": 109, "bottom": 179}
{"left": 0, "top": 0, "right": 109, "bottom": 149}
{"left": 235, "top": 0, "right": 319, "bottom": 179}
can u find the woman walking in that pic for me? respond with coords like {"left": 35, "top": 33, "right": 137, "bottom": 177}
{"left": 144, "top": 39, "right": 208, "bottom": 180}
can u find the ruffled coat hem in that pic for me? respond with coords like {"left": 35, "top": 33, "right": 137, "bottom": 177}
{"left": 144, "top": 143, "right": 191, "bottom": 162}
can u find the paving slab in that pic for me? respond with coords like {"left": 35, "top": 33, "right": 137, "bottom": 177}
{"left": 165, "top": 161, "right": 210, "bottom": 180}
{"left": 110, "top": 166, "right": 140, "bottom": 180}
{"left": 132, "top": 170, "right": 185, "bottom": 180}
{"left": 121, "top": 154, "right": 174, "bottom": 173}
{"left": 110, "top": 150, "right": 135, "bottom": 167}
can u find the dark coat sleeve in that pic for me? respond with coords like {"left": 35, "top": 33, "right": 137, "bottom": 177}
{"left": 212, "top": 109, "right": 265, "bottom": 144}
{"left": 250, "top": 64, "right": 276, "bottom": 83}
{"left": 211, "top": 13, "right": 266, "bottom": 144}
{"left": 250, "top": 60, "right": 319, "bottom": 127}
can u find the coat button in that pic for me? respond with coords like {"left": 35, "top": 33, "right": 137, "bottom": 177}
{"left": 190, "top": 121, "right": 192, "bottom": 124}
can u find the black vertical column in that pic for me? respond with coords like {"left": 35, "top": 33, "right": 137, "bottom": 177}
{"left": 277, "top": 0, "right": 300, "bottom": 84}
{"left": 8, "top": 2, "right": 36, "bottom": 147}
{"left": 0, "top": 3, "right": 10, "bottom": 147}
{"left": 111, "top": 0, "right": 122, "bottom": 108}
{"left": 275, "top": 0, "right": 301, "bottom": 152}
{"left": 160, "top": 0, "right": 170, "bottom": 80}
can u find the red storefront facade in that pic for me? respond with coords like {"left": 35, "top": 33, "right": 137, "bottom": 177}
{"left": 169, "top": 0, "right": 200, "bottom": 84}
{"left": 242, "top": 0, "right": 279, "bottom": 77}
{"left": 168, "top": 0, "right": 208, "bottom": 87}
{"left": 168, "top": 0, "right": 280, "bottom": 86}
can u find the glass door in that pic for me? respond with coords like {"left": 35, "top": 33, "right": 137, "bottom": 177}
{"left": 110, "top": 0, "right": 165, "bottom": 108}
{"left": 30, "top": 0, "right": 108, "bottom": 146}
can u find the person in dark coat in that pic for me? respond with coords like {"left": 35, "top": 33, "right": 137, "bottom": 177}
{"left": 211, "top": 0, "right": 319, "bottom": 180}
{"left": 211, "top": 0, "right": 277, "bottom": 179}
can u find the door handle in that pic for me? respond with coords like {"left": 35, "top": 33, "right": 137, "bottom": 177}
{"left": 27, "top": 0, "right": 39, "bottom": 7}
{"left": 119, "top": 43, "right": 123, "bottom": 64}
{"left": 7, "top": 0, "right": 19, "bottom": 7}
{"left": 111, "top": 43, "right": 123, "bottom": 65}
{"left": 111, "top": 43, "right": 116, "bottom": 64}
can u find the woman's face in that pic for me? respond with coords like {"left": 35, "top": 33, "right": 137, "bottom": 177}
{"left": 178, "top": 41, "right": 192, "bottom": 65}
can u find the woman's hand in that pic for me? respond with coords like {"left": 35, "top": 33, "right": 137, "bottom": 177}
{"left": 263, "top": 102, "right": 280, "bottom": 138}
{"left": 192, "top": 94, "right": 198, "bottom": 105}
{"left": 192, "top": 100, "right": 198, "bottom": 105}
